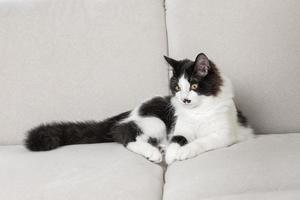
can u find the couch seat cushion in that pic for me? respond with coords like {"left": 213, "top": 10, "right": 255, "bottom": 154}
{"left": 163, "top": 134, "right": 300, "bottom": 200}
{"left": 202, "top": 190, "right": 300, "bottom": 200}
{"left": 0, "top": 143, "right": 163, "bottom": 200}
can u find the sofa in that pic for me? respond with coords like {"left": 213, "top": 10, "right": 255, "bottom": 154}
{"left": 0, "top": 0, "right": 299, "bottom": 199}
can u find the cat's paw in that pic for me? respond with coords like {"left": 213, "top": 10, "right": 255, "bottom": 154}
{"left": 165, "top": 143, "right": 181, "bottom": 165}
{"left": 146, "top": 148, "right": 163, "bottom": 163}
{"left": 176, "top": 144, "right": 200, "bottom": 161}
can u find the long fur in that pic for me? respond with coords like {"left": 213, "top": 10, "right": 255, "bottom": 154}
{"left": 25, "top": 53, "right": 254, "bottom": 164}
{"left": 25, "top": 112, "right": 130, "bottom": 151}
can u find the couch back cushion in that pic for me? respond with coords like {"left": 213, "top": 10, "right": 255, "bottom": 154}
{"left": 0, "top": 0, "right": 168, "bottom": 144}
{"left": 166, "top": 0, "right": 300, "bottom": 134}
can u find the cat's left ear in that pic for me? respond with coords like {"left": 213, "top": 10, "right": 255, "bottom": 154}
{"left": 194, "top": 53, "right": 210, "bottom": 77}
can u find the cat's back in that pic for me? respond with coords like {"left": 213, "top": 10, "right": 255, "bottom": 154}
{"left": 119, "top": 96, "right": 175, "bottom": 133}
{"left": 138, "top": 96, "right": 175, "bottom": 130}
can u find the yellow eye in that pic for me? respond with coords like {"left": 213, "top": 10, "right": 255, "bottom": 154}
{"left": 191, "top": 84, "right": 198, "bottom": 90}
{"left": 175, "top": 85, "right": 181, "bottom": 91}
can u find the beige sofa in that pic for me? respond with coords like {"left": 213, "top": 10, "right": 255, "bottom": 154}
{"left": 0, "top": 0, "right": 299, "bottom": 199}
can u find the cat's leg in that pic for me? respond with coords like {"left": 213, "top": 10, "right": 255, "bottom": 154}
{"left": 111, "top": 121, "right": 163, "bottom": 163}
{"left": 175, "top": 132, "right": 234, "bottom": 161}
{"left": 165, "top": 135, "right": 189, "bottom": 164}
{"left": 173, "top": 107, "right": 240, "bottom": 162}
{"left": 127, "top": 116, "right": 167, "bottom": 163}
{"left": 177, "top": 118, "right": 254, "bottom": 161}
{"left": 165, "top": 117, "right": 194, "bottom": 164}
{"left": 127, "top": 136, "right": 163, "bottom": 163}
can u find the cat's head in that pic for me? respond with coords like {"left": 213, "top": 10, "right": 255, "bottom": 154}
{"left": 164, "top": 53, "right": 223, "bottom": 108}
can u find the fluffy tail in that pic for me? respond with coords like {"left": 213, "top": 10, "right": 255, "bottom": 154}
{"left": 25, "top": 111, "right": 130, "bottom": 151}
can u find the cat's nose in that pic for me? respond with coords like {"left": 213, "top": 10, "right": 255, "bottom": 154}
{"left": 183, "top": 98, "right": 191, "bottom": 104}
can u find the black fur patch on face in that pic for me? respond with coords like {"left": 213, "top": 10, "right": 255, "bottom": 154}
{"left": 171, "top": 135, "right": 188, "bottom": 146}
{"left": 111, "top": 121, "right": 142, "bottom": 146}
{"left": 139, "top": 96, "right": 176, "bottom": 133}
{"left": 237, "top": 109, "right": 249, "bottom": 127}
{"left": 165, "top": 53, "right": 223, "bottom": 96}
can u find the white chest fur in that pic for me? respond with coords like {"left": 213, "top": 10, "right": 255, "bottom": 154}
{"left": 170, "top": 76, "right": 237, "bottom": 142}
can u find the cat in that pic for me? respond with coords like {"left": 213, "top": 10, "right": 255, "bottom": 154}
{"left": 25, "top": 53, "right": 254, "bottom": 164}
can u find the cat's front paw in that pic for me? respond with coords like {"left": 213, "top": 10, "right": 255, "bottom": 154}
{"left": 176, "top": 144, "right": 200, "bottom": 161}
{"left": 146, "top": 148, "right": 163, "bottom": 163}
{"left": 165, "top": 143, "right": 181, "bottom": 165}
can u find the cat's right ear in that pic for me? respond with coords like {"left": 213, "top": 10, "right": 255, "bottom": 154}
{"left": 164, "top": 56, "right": 178, "bottom": 66}
{"left": 164, "top": 56, "right": 180, "bottom": 74}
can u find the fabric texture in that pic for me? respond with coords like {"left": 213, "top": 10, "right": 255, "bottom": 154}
{"left": 165, "top": 0, "right": 300, "bottom": 134}
{"left": 0, "top": 0, "right": 168, "bottom": 144}
{"left": 163, "top": 134, "right": 300, "bottom": 200}
{"left": 202, "top": 190, "right": 300, "bottom": 200}
{"left": 0, "top": 143, "right": 163, "bottom": 200}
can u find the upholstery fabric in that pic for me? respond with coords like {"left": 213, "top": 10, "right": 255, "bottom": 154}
{"left": 0, "top": 143, "right": 163, "bottom": 200}
{"left": 163, "top": 134, "right": 300, "bottom": 200}
{"left": 165, "top": 0, "right": 300, "bottom": 134}
{"left": 201, "top": 190, "right": 300, "bottom": 200}
{"left": 0, "top": 0, "right": 168, "bottom": 144}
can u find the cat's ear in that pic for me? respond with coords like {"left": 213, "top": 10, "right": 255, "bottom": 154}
{"left": 164, "top": 56, "right": 180, "bottom": 74}
{"left": 194, "top": 53, "right": 210, "bottom": 77}
{"left": 164, "top": 56, "right": 179, "bottom": 67}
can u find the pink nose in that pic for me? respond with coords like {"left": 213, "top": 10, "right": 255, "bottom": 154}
{"left": 183, "top": 99, "right": 191, "bottom": 104}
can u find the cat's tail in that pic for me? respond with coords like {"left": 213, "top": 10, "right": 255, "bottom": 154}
{"left": 25, "top": 111, "right": 130, "bottom": 151}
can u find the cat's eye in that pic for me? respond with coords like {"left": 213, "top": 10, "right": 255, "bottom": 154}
{"left": 191, "top": 84, "right": 198, "bottom": 90}
{"left": 175, "top": 85, "right": 181, "bottom": 91}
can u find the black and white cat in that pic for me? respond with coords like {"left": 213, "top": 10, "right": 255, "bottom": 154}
{"left": 25, "top": 53, "right": 254, "bottom": 164}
